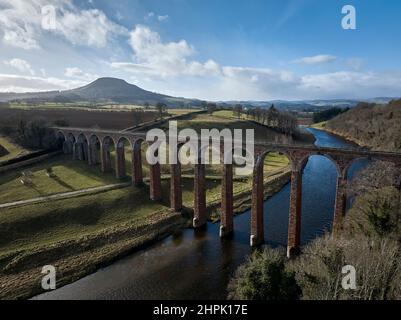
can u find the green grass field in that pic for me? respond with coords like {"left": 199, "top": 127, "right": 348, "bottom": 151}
{"left": 6, "top": 102, "right": 201, "bottom": 114}
{"left": 0, "top": 109, "right": 291, "bottom": 205}
{"left": 0, "top": 160, "right": 288, "bottom": 257}
{"left": 0, "top": 136, "right": 30, "bottom": 162}
{"left": 0, "top": 109, "right": 292, "bottom": 270}
{"left": 310, "top": 121, "right": 327, "bottom": 129}
{"left": 0, "top": 145, "right": 288, "bottom": 205}
{"left": 0, "top": 143, "right": 289, "bottom": 257}
{"left": 161, "top": 112, "right": 292, "bottom": 143}
{"left": 168, "top": 108, "right": 202, "bottom": 116}
{"left": 0, "top": 185, "right": 166, "bottom": 256}
{"left": 212, "top": 109, "right": 248, "bottom": 120}
{"left": 0, "top": 155, "right": 119, "bottom": 204}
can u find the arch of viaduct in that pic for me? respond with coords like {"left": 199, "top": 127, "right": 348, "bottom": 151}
{"left": 54, "top": 127, "right": 401, "bottom": 258}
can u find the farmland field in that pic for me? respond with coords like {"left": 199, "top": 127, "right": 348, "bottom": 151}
{"left": 0, "top": 107, "right": 158, "bottom": 130}
{"left": 0, "top": 154, "right": 120, "bottom": 204}
{"left": 0, "top": 105, "right": 297, "bottom": 299}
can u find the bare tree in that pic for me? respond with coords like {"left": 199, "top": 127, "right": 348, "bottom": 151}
{"left": 207, "top": 102, "right": 217, "bottom": 114}
{"left": 234, "top": 104, "right": 243, "bottom": 119}
{"left": 156, "top": 102, "right": 167, "bottom": 120}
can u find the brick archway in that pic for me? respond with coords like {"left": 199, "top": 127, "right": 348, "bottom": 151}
{"left": 51, "top": 126, "right": 401, "bottom": 257}
{"left": 88, "top": 134, "right": 101, "bottom": 166}
{"left": 132, "top": 138, "right": 144, "bottom": 187}
{"left": 65, "top": 132, "right": 76, "bottom": 156}
{"left": 101, "top": 136, "right": 115, "bottom": 173}
{"left": 115, "top": 136, "right": 131, "bottom": 180}
{"left": 56, "top": 131, "right": 67, "bottom": 153}
{"left": 75, "top": 133, "right": 89, "bottom": 162}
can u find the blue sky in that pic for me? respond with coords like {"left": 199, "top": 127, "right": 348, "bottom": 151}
{"left": 0, "top": 0, "right": 400, "bottom": 100}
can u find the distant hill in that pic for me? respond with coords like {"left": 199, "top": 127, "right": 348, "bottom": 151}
{"left": 0, "top": 77, "right": 203, "bottom": 107}
{"left": 325, "top": 99, "right": 401, "bottom": 152}
{"left": 223, "top": 97, "right": 397, "bottom": 111}
{"left": 0, "top": 77, "right": 397, "bottom": 110}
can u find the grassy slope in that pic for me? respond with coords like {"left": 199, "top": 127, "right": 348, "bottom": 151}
{"left": 0, "top": 152, "right": 288, "bottom": 251}
{"left": 0, "top": 171, "right": 289, "bottom": 265}
{"left": 0, "top": 125, "right": 289, "bottom": 240}
{"left": 0, "top": 186, "right": 166, "bottom": 255}
{"left": 0, "top": 109, "right": 295, "bottom": 298}
{"left": 0, "top": 155, "right": 119, "bottom": 204}
{"left": 0, "top": 145, "right": 288, "bottom": 206}
{"left": 213, "top": 109, "right": 247, "bottom": 120}
{"left": 0, "top": 110, "right": 291, "bottom": 275}
{"left": 163, "top": 112, "right": 291, "bottom": 143}
{"left": 211, "top": 110, "right": 315, "bottom": 144}
{"left": 310, "top": 121, "right": 327, "bottom": 129}
{"left": 0, "top": 136, "right": 29, "bottom": 162}
{"left": 325, "top": 99, "right": 401, "bottom": 151}
{"left": 168, "top": 108, "right": 201, "bottom": 116}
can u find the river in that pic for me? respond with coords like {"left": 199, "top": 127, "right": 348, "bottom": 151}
{"left": 35, "top": 128, "right": 366, "bottom": 300}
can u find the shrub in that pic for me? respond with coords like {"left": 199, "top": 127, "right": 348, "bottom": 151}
{"left": 345, "top": 186, "right": 400, "bottom": 239}
{"left": 290, "top": 235, "right": 401, "bottom": 300}
{"left": 228, "top": 247, "right": 301, "bottom": 300}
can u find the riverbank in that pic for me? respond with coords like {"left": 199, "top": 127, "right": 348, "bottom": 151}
{"left": 321, "top": 127, "right": 370, "bottom": 148}
{"left": 0, "top": 209, "right": 187, "bottom": 300}
{"left": 0, "top": 166, "right": 291, "bottom": 300}
{"left": 320, "top": 99, "right": 401, "bottom": 153}
{"left": 308, "top": 123, "right": 366, "bottom": 149}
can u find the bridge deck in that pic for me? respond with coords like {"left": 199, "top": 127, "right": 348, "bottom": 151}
{"left": 52, "top": 126, "right": 401, "bottom": 158}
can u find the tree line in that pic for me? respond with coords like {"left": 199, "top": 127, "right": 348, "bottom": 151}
{"left": 203, "top": 102, "right": 299, "bottom": 136}
{"left": 313, "top": 107, "right": 350, "bottom": 123}
{"left": 326, "top": 99, "right": 401, "bottom": 151}
{"left": 0, "top": 118, "right": 57, "bottom": 150}
{"left": 244, "top": 105, "right": 298, "bottom": 136}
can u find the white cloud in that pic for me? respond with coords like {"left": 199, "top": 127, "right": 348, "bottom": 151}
{"left": 55, "top": 8, "right": 127, "bottom": 47}
{"left": 212, "top": 69, "right": 401, "bottom": 100}
{"left": 115, "top": 11, "right": 123, "bottom": 21}
{"left": 144, "top": 12, "right": 169, "bottom": 22}
{"left": 64, "top": 67, "right": 98, "bottom": 81}
{"left": 0, "top": 0, "right": 50, "bottom": 49}
{"left": 115, "top": 25, "right": 221, "bottom": 78}
{"left": 345, "top": 58, "right": 363, "bottom": 71}
{"left": 157, "top": 15, "right": 169, "bottom": 22}
{"left": 4, "top": 58, "right": 35, "bottom": 75}
{"left": 144, "top": 11, "right": 154, "bottom": 20}
{"left": 186, "top": 60, "right": 221, "bottom": 76}
{"left": 175, "top": 69, "right": 401, "bottom": 101}
{"left": 111, "top": 26, "right": 401, "bottom": 100}
{"left": 0, "top": 73, "right": 85, "bottom": 92}
{"left": 0, "top": 0, "right": 127, "bottom": 49}
{"left": 0, "top": 15, "right": 399, "bottom": 101}
{"left": 215, "top": 67, "right": 300, "bottom": 100}
{"left": 128, "top": 25, "right": 194, "bottom": 76}
{"left": 293, "top": 54, "right": 337, "bottom": 65}
{"left": 298, "top": 71, "right": 401, "bottom": 99}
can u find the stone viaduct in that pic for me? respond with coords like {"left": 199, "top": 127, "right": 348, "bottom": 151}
{"left": 54, "top": 127, "right": 401, "bottom": 258}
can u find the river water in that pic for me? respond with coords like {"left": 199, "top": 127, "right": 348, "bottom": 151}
{"left": 35, "top": 128, "right": 365, "bottom": 300}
